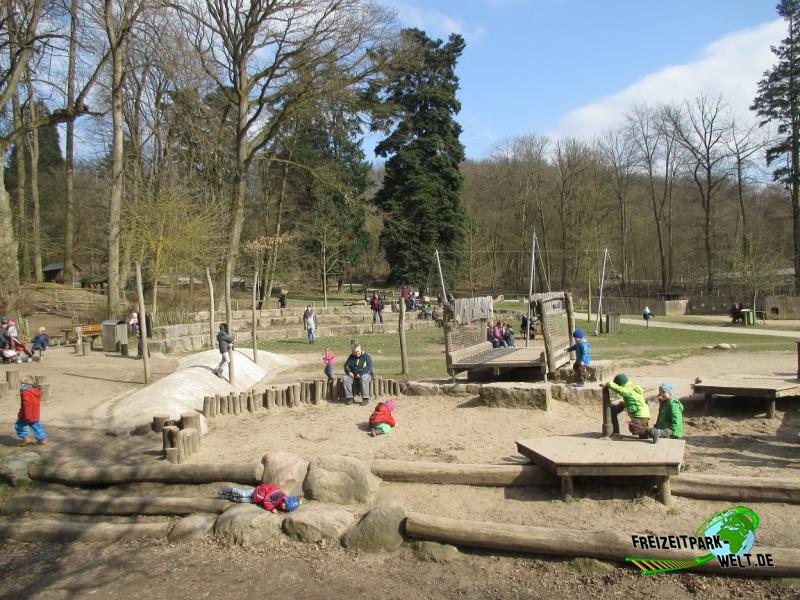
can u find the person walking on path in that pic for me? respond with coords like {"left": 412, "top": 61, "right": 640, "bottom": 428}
{"left": 213, "top": 323, "right": 235, "bottom": 377}
{"left": 370, "top": 292, "right": 384, "bottom": 326}
{"left": 303, "top": 305, "right": 317, "bottom": 344}
{"left": 642, "top": 305, "right": 653, "bottom": 328}
{"left": 15, "top": 375, "right": 47, "bottom": 446}
{"left": 343, "top": 343, "right": 373, "bottom": 406}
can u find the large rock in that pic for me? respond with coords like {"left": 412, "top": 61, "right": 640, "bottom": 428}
{"left": 213, "top": 504, "right": 283, "bottom": 547}
{"left": 168, "top": 514, "right": 215, "bottom": 543}
{"left": 550, "top": 383, "right": 603, "bottom": 406}
{"left": 412, "top": 541, "right": 461, "bottom": 563}
{"left": 0, "top": 452, "right": 41, "bottom": 486}
{"left": 341, "top": 503, "right": 405, "bottom": 553}
{"left": 555, "top": 360, "right": 614, "bottom": 384}
{"left": 403, "top": 382, "right": 443, "bottom": 396}
{"left": 303, "top": 455, "right": 381, "bottom": 505}
{"left": 261, "top": 451, "right": 309, "bottom": 496}
{"left": 283, "top": 507, "right": 355, "bottom": 543}
{"left": 478, "top": 382, "right": 551, "bottom": 410}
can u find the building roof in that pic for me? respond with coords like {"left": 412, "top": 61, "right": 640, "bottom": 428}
{"left": 43, "top": 262, "right": 81, "bottom": 272}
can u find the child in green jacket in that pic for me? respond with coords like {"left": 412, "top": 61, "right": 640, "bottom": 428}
{"left": 652, "top": 383, "right": 683, "bottom": 442}
{"left": 602, "top": 373, "right": 651, "bottom": 439}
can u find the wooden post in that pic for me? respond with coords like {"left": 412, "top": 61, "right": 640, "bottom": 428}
{"left": 251, "top": 268, "right": 258, "bottom": 363}
{"left": 162, "top": 425, "right": 178, "bottom": 452}
{"left": 657, "top": 476, "right": 672, "bottom": 506}
{"left": 152, "top": 415, "right": 170, "bottom": 433}
{"left": 135, "top": 262, "right": 151, "bottom": 383}
{"left": 767, "top": 398, "right": 776, "bottom": 419}
{"left": 82, "top": 339, "right": 92, "bottom": 356}
{"left": 601, "top": 386, "right": 613, "bottom": 438}
{"left": 399, "top": 299, "right": 409, "bottom": 375}
{"left": 246, "top": 392, "right": 255, "bottom": 413}
{"left": 796, "top": 341, "right": 800, "bottom": 380}
{"left": 165, "top": 447, "right": 179, "bottom": 464}
{"left": 202, "top": 397, "right": 212, "bottom": 419}
{"left": 225, "top": 261, "right": 234, "bottom": 385}
{"left": 206, "top": 267, "right": 215, "bottom": 348}
{"left": 292, "top": 383, "right": 301, "bottom": 407}
{"left": 265, "top": 388, "right": 274, "bottom": 409}
{"left": 704, "top": 393, "right": 712, "bottom": 417}
{"left": 167, "top": 427, "right": 181, "bottom": 451}
{"left": 561, "top": 474, "right": 574, "bottom": 502}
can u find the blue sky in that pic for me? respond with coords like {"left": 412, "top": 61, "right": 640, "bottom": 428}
{"left": 383, "top": 0, "right": 783, "bottom": 158}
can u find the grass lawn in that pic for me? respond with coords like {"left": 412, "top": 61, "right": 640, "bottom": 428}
{"left": 619, "top": 314, "right": 800, "bottom": 331}
{"left": 255, "top": 317, "right": 792, "bottom": 379}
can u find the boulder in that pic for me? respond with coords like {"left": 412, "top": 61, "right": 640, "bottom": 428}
{"left": 261, "top": 451, "right": 309, "bottom": 496}
{"left": 303, "top": 455, "right": 381, "bottom": 505}
{"left": 283, "top": 507, "right": 355, "bottom": 543}
{"left": 341, "top": 502, "right": 405, "bottom": 553}
{"left": 0, "top": 452, "right": 41, "bottom": 486}
{"left": 555, "top": 360, "right": 614, "bottom": 384}
{"left": 403, "top": 382, "right": 443, "bottom": 396}
{"left": 478, "top": 382, "right": 551, "bottom": 410}
{"left": 168, "top": 514, "right": 215, "bottom": 543}
{"left": 550, "top": 383, "right": 603, "bottom": 406}
{"left": 213, "top": 504, "right": 283, "bottom": 547}
{"left": 715, "top": 343, "right": 733, "bottom": 350}
{"left": 412, "top": 541, "right": 461, "bottom": 563}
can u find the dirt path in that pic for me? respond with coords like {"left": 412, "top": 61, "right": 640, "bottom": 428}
{"left": 620, "top": 318, "right": 800, "bottom": 338}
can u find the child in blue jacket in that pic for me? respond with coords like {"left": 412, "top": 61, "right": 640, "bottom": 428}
{"left": 567, "top": 329, "right": 591, "bottom": 387}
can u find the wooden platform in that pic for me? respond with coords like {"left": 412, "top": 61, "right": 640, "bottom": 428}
{"left": 692, "top": 380, "right": 800, "bottom": 419}
{"left": 516, "top": 434, "right": 685, "bottom": 504}
{"left": 451, "top": 346, "right": 546, "bottom": 370}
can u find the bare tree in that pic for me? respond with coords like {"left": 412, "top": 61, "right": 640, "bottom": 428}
{"left": 727, "top": 117, "right": 769, "bottom": 256}
{"left": 25, "top": 76, "right": 43, "bottom": 282}
{"left": 597, "top": 128, "right": 635, "bottom": 282}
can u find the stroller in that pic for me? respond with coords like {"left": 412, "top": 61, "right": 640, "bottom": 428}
{"left": 8, "top": 337, "right": 33, "bottom": 362}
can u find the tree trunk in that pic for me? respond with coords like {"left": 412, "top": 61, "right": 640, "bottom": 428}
{"left": 26, "top": 79, "right": 42, "bottom": 283}
{"left": 107, "top": 34, "right": 124, "bottom": 317}
{"left": 251, "top": 268, "right": 258, "bottom": 362}
{"left": 63, "top": 0, "right": 77, "bottom": 287}
{"left": 0, "top": 159, "right": 21, "bottom": 313}
{"left": 793, "top": 122, "right": 800, "bottom": 295}
{"left": 322, "top": 244, "right": 328, "bottom": 307}
{"left": 12, "top": 91, "right": 28, "bottom": 282}
{"left": 266, "top": 160, "right": 290, "bottom": 300}
{"left": 135, "top": 262, "right": 150, "bottom": 383}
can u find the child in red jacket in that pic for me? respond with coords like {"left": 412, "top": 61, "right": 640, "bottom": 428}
{"left": 369, "top": 399, "right": 396, "bottom": 437}
{"left": 16, "top": 375, "right": 47, "bottom": 446}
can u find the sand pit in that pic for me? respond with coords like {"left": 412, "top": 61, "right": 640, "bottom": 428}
{"left": 93, "top": 348, "right": 299, "bottom": 433}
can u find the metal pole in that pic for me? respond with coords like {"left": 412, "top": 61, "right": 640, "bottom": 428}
{"left": 595, "top": 248, "right": 609, "bottom": 335}
{"left": 434, "top": 249, "right": 448, "bottom": 305}
{"left": 526, "top": 234, "right": 535, "bottom": 347}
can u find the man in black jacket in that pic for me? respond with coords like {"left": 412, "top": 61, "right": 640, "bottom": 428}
{"left": 343, "top": 343, "right": 373, "bottom": 406}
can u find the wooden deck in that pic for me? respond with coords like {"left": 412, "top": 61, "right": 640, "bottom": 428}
{"left": 692, "top": 380, "right": 800, "bottom": 419}
{"left": 516, "top": 434, "right": 685, "bottom": 504}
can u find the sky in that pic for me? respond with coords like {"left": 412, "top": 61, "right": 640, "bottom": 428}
{"left": 381, "top": 0, "right": 785, "bottom": 159}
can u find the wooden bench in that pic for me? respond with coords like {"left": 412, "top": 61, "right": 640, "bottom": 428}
{"left": 444, "top": 321, "right": 545, "bottom": 382}
{"left": 63, "top": 324, "right": 102, "bottom": 348}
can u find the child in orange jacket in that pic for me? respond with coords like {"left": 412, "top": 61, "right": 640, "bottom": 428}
{"left": 15, "top": 375, "right": 47, "bottom": 446}
{"left": 369, "top": 399, "right": 396, "bottom": 436}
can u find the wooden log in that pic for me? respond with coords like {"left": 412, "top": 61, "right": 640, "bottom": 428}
{"left": 6, "top": 369, "right": 19, "bottom": 390}
{"left": 560, "top": 475, "right": 574, "bottom": 501}
{"left": 302, "top": 381, "right": 310, "bottom": 404}
{"left": 231, "top": 393, "right": 240, "bottom": 415}
{"left": 214, "top": 394, "right": 222, "bottom": 417}
{"left": 657, "top": 476, "right": 672, "bottom": 506}
{"left": 165, "top": 447, "right": 179, "bottom": 464}
{"left": 162, "top": 426, "right": 178, "bottom": 451}
{"left": 29, "top": 463, "right": 263, "bottom": 485}
{"left": 371, "top": 460, "right": 558, "bottom": 487}
{"left": 671, "top": 473, "right": 800, "bottom": 504}
{"left": 403, "top": 512, "right": 800, "bottom": 577}
{"left": 265, "top": 388, "right": 274, "bottom": 409}
{"left": 0, "top": 519, "right": 172, "bottom": 543}
{"left": 132, "top": 423, "right": 151, "bottom": 436}
{"left": 292, "top": 383, "right": 301, "bottom": 407}
{"left": 219, "top": 394, "right": 227, "bottom": 415}
{"left": 246, "top": 392, "right": 255, "bottom": 413}
{"left": 179, "top": 412, "right": 200, "bottom": 431}
{"left": 312, "top": 380, "right": 323, "bottom": 405}
{"left": 278, "top": 387, "right": 286, "bottom": 407}
{"left": 393, "top": 380, "right": 401, "bottom": 395}
{"left": 180, "top": 428, "right": 196, "bottom": 458}
{"left": 239, "top": 392, "right": 247, "bottom": 414}
{"left": 192, "top": 429, "right": 200, "bottom": 453}
{"left": 203, "top": 397, "right": 212, "bottom": 419}
{"left": 0, "top": 493, "right": 229, "bottom": 516}
{"left": 152, "top": 414, "right": 171, "bottom": 433}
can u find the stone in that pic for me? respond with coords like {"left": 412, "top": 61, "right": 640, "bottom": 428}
{"left": 168, "top": 514, "right": 215, "bottom": 543}
{"left": 555, "top": 360, "right": 614, "bottom": 384}
{"left": 213, "top": 504, "right": 283, "bottom": 547}
{"left": 402, "top": 382, "right": 443, "bottom": 396}
{"left": 261, "top": 451, "right": 309, "bottom": 496}
{"left": 341, "top": 502, "right": 405, "bottom": 553}
{"left": 550, "top": 383, "right": 602, "bottom": 406}
{"left": 714, "top": 343, "right": 733, "bottom": 350}
{"left": 478, "top": 382, "right": 551, "bottom": 410}
{"left": 0, "top": 452, "right": 41, "bottom": 486}
{"left": 412, "top": 541, "right": 461, "bottom": 563}
{"left": 304, "top": 455, "right": 381, "bottom": 505}
{"left": 283, "top": 507, "right": 355, "bottom": 543}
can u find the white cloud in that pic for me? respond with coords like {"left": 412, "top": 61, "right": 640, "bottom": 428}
{"left": 555, "top": 19, "right": 785, "bottom": 139}
{"left": 383, "top": 0, "right": 485, "bottom": 41}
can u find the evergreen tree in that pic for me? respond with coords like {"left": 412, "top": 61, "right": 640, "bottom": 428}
{"left": 373, "top": 29, "right": 467, "bottom": 288}
{"left": 4, "top": 101, "right": 64, "bottom": 193}
{"left": 752, "top": 0, "right": 800, "bottom": 292}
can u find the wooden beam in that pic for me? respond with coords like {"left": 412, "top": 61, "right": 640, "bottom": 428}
{"left": 28, "top": 463, "right": 262, "bottom": 485}
{"left": 671, "top": 473, "right": 800, "bottom": 504}
{"left": 371, "top": 460, "right": 558, "bottom": 487}
{"left": 404, "top": 512, "right": 800, "bottom": 577}
{"left": 0, "top": 493, "right": 229, "bottom": 516}
{"left": 0, "top": 519, "right": 172, "bottom": 543}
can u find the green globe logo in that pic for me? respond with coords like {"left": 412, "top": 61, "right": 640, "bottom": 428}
{"left": 696, "top": 506, "right": 758, "bottom": 558}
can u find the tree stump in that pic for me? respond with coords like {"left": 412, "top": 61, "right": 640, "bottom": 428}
{"left": 132, "top": 423, "right": 151, "bottom": 436}
{"left": 265, "top": 388, "right": 274, "bottom": 410}
{"left": 167, "top": 427, "right": 181, "bottom": 450}
{"left": 246, "top": 393, "right": 255, "bottom": 413}
{"left": 231, "top": 394, "right": 240, "bottom": 415}
{"left": 239, "top": 392, "right": 247, "bottom": 414}
{"left": 286, "top": 385, "right": 295, "bottom": 408}
{"left": 202, "top": 397, "right": 212, "bottom": 419}
{"left": 162, "top": 426, "right": 178, "bottom": 452}
{"left": 152, "top": 415, "right": 171, "bottom": 433}
{"left": 292, "top": 383, "right": 301, "bottom": 407}
{"left": 6, "top": 370, "right": 19, "bottom": 390}
{"left": 165, "top": 447, "right": 179, "bottom": 464}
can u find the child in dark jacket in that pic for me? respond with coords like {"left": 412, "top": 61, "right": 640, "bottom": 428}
{"left": 369, "top": 399, "right": 396, "bottom": 436}
{"left": 213, "top": 323, "right": 234, "bottom": 377}
{"left": 32, "top": 327, "right": 50, "bottom": 360}
{"left": 16, "top": 375, "right": 47, "bottom": 446}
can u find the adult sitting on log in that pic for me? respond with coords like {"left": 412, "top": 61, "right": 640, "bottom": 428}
{"left": 343, "top": 343, "right": 373, "bottom": 406}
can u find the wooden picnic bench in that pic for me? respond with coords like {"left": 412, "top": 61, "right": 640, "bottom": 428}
{"left": 692, "top": 380, "right": 800, "bottom": 419}
{"left": 62, "top": 324, "right": 102, "bottom": 348}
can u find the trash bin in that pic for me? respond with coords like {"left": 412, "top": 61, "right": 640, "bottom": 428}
{"left": 743, "top": 309, "right": 754, "bottom": 326}
{"left": 102, "top": 319, "right": 129, "bottom": 352}
{"left": 604, "top": 312, "right": 620, "bottom": 334}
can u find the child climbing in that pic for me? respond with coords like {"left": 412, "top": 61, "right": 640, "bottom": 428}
{"left": 323, "top": 347, "right": 335, "bottom": 380}
{"left": 16, "top": 375, "right": 47, "bottom": 446}
{"left": 601, "top": 373, "right": 650, "bottom": 439}
{"left": 651, "top": 383, "right": 684, "bottom": 442}
{"left": 368, "top": 399, "right": 397, "bottom": 436}
{"left": 567, "top": 329, "right": 591, "bottom": 387}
